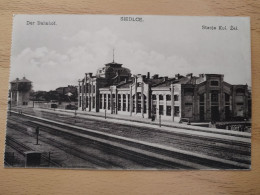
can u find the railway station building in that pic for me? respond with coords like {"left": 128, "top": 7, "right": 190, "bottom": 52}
{"left": 78, "top": 61, "right": 250, "bottom": 122}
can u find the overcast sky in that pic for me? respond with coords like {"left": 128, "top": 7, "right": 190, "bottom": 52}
{"left": 10, "top": 15, "right": 251, "bottom": 91}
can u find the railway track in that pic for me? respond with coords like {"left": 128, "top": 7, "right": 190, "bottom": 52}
{"left": 6, "top": 112, "right": 251, "bottom": 169}
{"left": 5, "top": 135, "right": 62, "bottom": 167}
{"left": 7, "top": 119, "right": 187, "bottom": 169}
{"left": 8, "top": 112, "right": 251, "bottom": 164}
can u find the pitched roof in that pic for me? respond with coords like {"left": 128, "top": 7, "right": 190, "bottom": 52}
{"left": 11, "top": 77, "right": 32, "bottom": 83}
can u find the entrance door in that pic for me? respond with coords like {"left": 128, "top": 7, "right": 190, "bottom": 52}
{"left": 211, "top": 106, "right": 220, "bottom": 121}
{"left": 200, "top": 106, "right": 205, "bottom": 121}
{"left": 225, "top": 106, "right": 231, "bottom": 120}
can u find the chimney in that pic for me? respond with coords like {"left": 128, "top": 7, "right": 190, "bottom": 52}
{"left": 147, "top": 72, "right": 150, "bottom": 79}
{"left": 175, "top": 74, "right": 180, "bottom": 79}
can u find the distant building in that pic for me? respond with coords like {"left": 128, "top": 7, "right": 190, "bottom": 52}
{"left": 78, "top": 61, "right": 250, "bottom": 122}
{"left": 56, "top": 85, "right": 77, "bottom": 96}
{"left": 10, "top": 77, "right": 32, "bottom": 106}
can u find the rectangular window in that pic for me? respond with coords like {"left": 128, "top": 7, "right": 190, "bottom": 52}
{"left": 152, "top": 95, "right": 157, "bottom": 100}
{"left": 166, "top": 106, "right": 171, "bottom": 116}
{"left": 174, "top": 95, "right": 178, "bottom": 101}
{"left": 184, "top": 88, "right": 194, "bottom": 96}
{"left": 159, "top": 105, "right": 164, "bottom": 115}
{"left": 211, "top": 81, "right": 219, "bottom": 86}
{"left": 137, "top": 93, "right": 141, "bottom": 113}
{"left": 86, "top": 96, "right": 88, "bottom": 107}
{"left": 237, "top": 103, "right": 244, "bottom": 106}
{"left": 159, "top": 95, "right": 163, "bottom": 100}
{"left": 128, "top": 94, "right": 130, "bottom": 112}
{"left": 93, "top": 97, "right": 95, "bottom": 108}
{"left": 108, "top": 94, "right": 110, "bottom": 110}
{"left": 166, "top": 95, "right": 171, "bottom": 101}
{"left": 86, "top": 84, "right": 88, "bottom": 93}
{"left": 123, "top": 94, "right": 126, "bottom": 111}
{"left": 133, "top": 95, "right": 135, "bottom": 112}
{"left": 174, "top": 106, "right": 180, "bottom": 117}
{"left": 118, "top": 94, "right": 121, "bottom": 111}
{"left": 225, "top": 93, "right": 230, "bottom": 102}
{"left": 99, "top": 94, "right": 102, "bottom": 109}
{"left": 211, "top": 93, "right": 218, "bottom": 102}
{"left": 104, "top": 94, "right": 106, "bottom": 109}
{"left": 79, "top": 96, "right": 81, "bottom": 107}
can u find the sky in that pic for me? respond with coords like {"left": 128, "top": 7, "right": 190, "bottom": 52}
{"left": 10, "top": 15, "right": 251, "bottom": 91}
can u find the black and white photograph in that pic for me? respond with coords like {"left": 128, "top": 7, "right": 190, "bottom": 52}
{"left": 4, "top": 15, "right": 251, "bottom": 170}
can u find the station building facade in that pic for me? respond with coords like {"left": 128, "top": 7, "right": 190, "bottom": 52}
{"left": 78, "top": 61, "right": 250, "bottom": 122}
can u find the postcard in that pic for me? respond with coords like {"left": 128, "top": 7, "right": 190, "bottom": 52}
{"left": 5, "top": 15, "right": 251, "bottom": 169}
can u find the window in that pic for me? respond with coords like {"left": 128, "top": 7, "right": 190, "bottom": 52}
{"left": 99, "top": 94, "right": 102, "bottom": 109}
{"left": 184, "top": 88, "right": 194, "bottom": 96}
{"left": 108, "top": 94, "right": 110, "bottom": 110}
{"left": 166, "top": 106, "right": 171, "bottom": 116}
{"left": 210, "top": 81, "right": 219, "bottom": 86}
{"left": 166, "top": 95, "right": 171, "bottom": 101}
{"left": 236, "top": 88, "right": 245, "bottom": 95}
{"left": 159, "top": 105, "right": 164, "bottom": 115}
{"left": 86, "top": 96, "right": 88, "bottom": 107}
{"left": 104, "top": 94, "right": 106, "bottom": 109}
{"left": 132, "top": 95, "right": 135, "bottom": 112}
{"left": 118, "top": 94, "right": 121, "bottom": 111}
{"left": 152, "top": 94, "right": 156, "bottom": 100}
{"left": 137, "top": 93, "right": 141, "bottom": 113}
{"left": 79, "top": 86, "right": 82, "bottom": 93}
{"left": 85, "top": 84, "right": 88, "bottom": 93}
{"left": 93, "top": 97, "right": 95, "bottom": 108}
{"left": 123, "top": 94, "right": 126, "bottom": 111}
{"left": 79, "top": 96, "right": 81, "bottom": 107}
{"left": 159, "top": 95, "right": 163, "bottom": 101}
{"left": 93, "top": 85, "right": 95, "bottom": 93}
{"left": 211, "top": 93, "right": 218, "bottom": 102}
{"left": 174, "top": 95, "right": 179, "bottom": 101}
{"left": 144, "top": 95, "right": 147, "bottom": 114}
{"left": 237, "top": 103, "right": 244, "bottom": 106}
{"left": 200, "top": 94, "right": 204, "bottom": 102}
{"left": 128, "top": 94, "right": 130, "bottom": 112}
{"left": 225, "top": 93, "right": 230, "bottom": 102}
{"left": 174, "top": 106, "right": 180, "bottom": 117}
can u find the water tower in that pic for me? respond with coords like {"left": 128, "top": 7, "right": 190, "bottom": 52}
{"left": 10, "top": 77, "right": 32, "bottom": 106}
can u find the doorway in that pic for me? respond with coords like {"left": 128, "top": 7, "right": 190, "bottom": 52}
{"left": 211, "top": 106, "right": 220, "bottom": 121}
